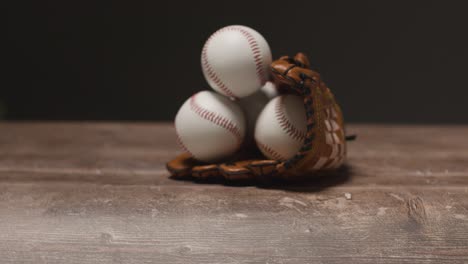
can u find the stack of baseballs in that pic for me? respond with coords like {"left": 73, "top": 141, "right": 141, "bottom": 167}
{"left": 175, "top": 25, "right": 307, "bottom": 162}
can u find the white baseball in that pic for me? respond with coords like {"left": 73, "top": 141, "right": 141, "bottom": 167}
{"left": 238, "top": 90, "right": 269, "bottom": 143}
{"left": 201, "top": 25, "right": 272, "bottom": 98}
{"left": 255, "top": 95, "right": 307, "bottom": 160}
{"left": 260, "top": 81, "right": 279, "bottom": 99}
{"left": 175, "top": 91, "right": 246, "bottom": 162}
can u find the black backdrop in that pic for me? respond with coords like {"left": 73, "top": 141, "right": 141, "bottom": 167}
{"left": 4, "top": 0, "right": 468, "bottom": 123}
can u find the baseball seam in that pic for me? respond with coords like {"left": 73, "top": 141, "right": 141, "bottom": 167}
{"left": 257, "top": 141, "right": 287, "bottom": 161}
{"left": 176, "top": 130, "right": 196, "bottom": 158}
{"left": 189, "top": 93, "right": 243, "bottom": 146}
{"left": 202, "top": 27, "right": 237, "bottom": 98}
{"left": 234, "top": 26, "right": 267, "bottom": 85}
{"left": 275, "top": 96, "right": 307, "bottom": 143}
{"left": 202, "top": 26, "right": 267, "bottom": 98}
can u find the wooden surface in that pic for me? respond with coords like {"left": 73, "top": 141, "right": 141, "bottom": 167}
{"left": 0, "top": 123, "right": 467, "bottom": 264}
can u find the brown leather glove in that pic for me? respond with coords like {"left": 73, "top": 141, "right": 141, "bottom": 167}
{"left": 167, "top": 53, "right": 349, "bottom": 181}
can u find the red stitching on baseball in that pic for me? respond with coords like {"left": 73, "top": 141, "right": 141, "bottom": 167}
{"left": 202, "top": 27, "right": 237, "bottom": 98}
{"left": 235, "top": 26, "right": 267, "bottom": 85}
{"left": 257, "top": 141, "right": 287, "bottom": 161}
{"left": 202, "top": 26, "right": 267, "bottom": 98}
{"left": 275, "top": 96, "right": 307, "bottom": 143}
{"left": 189, "top": 93, "right": 243, "bottom": 146}
{"left": 176, "top": 131, "right": 196, "bottom": 158}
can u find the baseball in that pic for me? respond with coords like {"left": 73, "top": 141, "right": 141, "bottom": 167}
{"left": 201, "top": 25, "right": 272, "bottom": 98}
{"left": 260, "top": 81, "right": 279, "bottom": 99}
{"left": 175, "top": 90, "right": 246, "bottom": 162}
{"left": 238, "top": 90, "right": 269, "bottom": 143}
{"left": 255, "top": 95, "right": 307, "bottom": 160}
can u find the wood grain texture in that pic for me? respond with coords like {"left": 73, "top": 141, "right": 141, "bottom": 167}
{"left": 0, "top": 122, "right": 467, "bottom": 264}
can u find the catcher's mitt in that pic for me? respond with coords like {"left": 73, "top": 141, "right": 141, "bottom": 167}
{"left": 167, "top": 52, "right": 351, "bottom": 181}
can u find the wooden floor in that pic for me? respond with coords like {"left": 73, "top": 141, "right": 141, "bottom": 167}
{"left": 0, "top": 123, "right": 467, "bottom": 264}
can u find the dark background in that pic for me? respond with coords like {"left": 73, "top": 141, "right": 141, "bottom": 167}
{"left": 4, "top": 0, "right": 468, "bottom": 123}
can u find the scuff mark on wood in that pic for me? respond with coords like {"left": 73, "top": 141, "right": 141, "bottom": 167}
{"left": 388, "top": 193, "right": 405, "bottom": 202}
{"left": 406, "top": 196, "right": 428, "bottom": 227}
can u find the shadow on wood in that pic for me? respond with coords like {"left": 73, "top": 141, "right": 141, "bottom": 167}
{"left": 169, "top": 163, "right": 353, "bottom": 193}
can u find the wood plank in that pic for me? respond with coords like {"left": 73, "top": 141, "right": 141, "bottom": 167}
{"left": 0, "top": 123, "right": 467, "bottom": 187}
{"left": 0, "top": 123, "right": 467, "bottom": 263}
{"left": 0, "top": 183, "right": 467, "bottom": 264}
